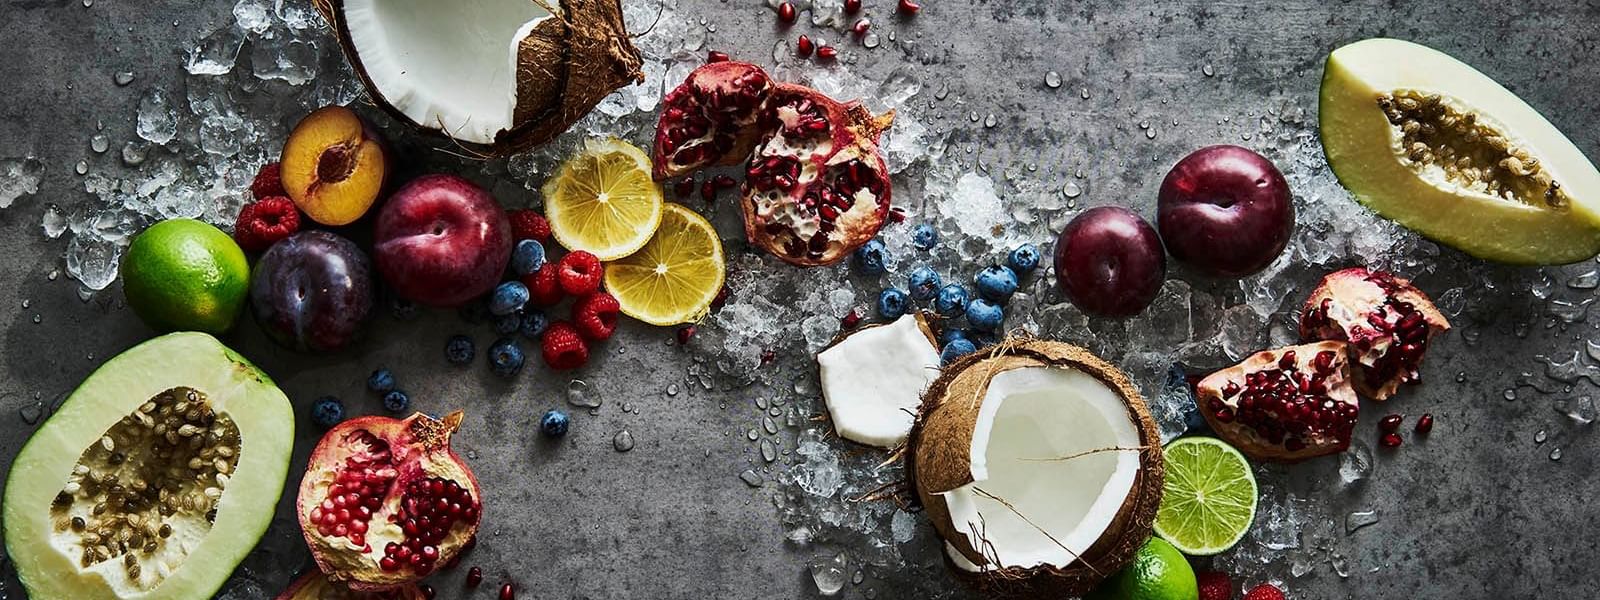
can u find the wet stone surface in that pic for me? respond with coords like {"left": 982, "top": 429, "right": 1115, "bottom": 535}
{"left": 0, "top": 1, "right": 1599, "bottom": 598}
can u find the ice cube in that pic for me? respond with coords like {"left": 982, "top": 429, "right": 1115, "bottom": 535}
{"left": 185, "top": 26, "right": 246, "bottom": 76}
{"left": 65, "top": 234, "right": 122, "bottom": 292}
{"left": 808, "top": 553, "right": 849, "bottom": 596}
{"left": 1339, "top": 439, "right": 1372, "bottom": 485}
{"left": 232, "top": 0, "right": 272, "bottom": 33}
{"left": 136, "top": 88, "right": 180, "bottom": 145}
{"left": 0, "top": 157, "right": 45, "bottom": 209}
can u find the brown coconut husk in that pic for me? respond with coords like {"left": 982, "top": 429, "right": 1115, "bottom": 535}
{"left": 905, "top": 337, "right": 1165, "bottom": 598}
{"left": 314, "top": 0, "right": 643, "bottom": 156}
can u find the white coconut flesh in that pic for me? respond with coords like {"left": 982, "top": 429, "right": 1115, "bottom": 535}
{"left": 817, "top": 314, "right": 940, "bottom": 448}
{"left": 342, "top": 0, "right": 562, "bottom": 144}
{"left": 939, "top": 366, "right": 1143, "bottom": 572}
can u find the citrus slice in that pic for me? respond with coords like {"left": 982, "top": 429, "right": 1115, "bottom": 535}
{"left": 542, "top": 137, "right": 664, "bottom": 260}
{"left": 603, "top": 203, "right": 725, "bottom": 326}
{"left": 1152, "top": 436, "right": 1258, "bottom": 556}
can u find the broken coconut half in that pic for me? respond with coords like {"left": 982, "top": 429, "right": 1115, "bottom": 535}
{"left": 817, "top": 312, "right": 941, "bottom": 449}
{"left": 315, "top": 0, "right": 642, "bottom": 154}
{"left": 908, "top": 340, "right": 1164, "bottom": 598}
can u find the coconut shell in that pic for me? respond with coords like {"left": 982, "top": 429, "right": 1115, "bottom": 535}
{"left": 315, "top": 0, "right": 643, "bottom": 156}
{"left": 906, "top": 339, "right": 1165, "bottom": 598}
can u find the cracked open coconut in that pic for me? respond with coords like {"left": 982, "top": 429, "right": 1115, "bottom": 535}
{"left": 817, "top": 313, "right": 941, "bottom": 449}
{"left": 908, "top": 340, "right": 1164, "bottom": 598}
{"left": 315, "top": 0, "right": 642, "bottom": 154}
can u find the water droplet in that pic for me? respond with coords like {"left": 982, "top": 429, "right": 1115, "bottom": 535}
{"left": 1079, "top": 88, "right": 1090, "bottom": 100}
{"left": 983, "top": 113, "right": 997, "bottom": 128}
{"left": 1550, "top": 447, "right": 1563, "bottom": 461}
{"left": 760, "top": 439, "right": 777, "bottom": 462}
{"left": 666, "top": 383, "right": 679, "bottom": 396}
{"left": 20, "top": 299, "right": 29, "bottom": 309}
{"left": 612, "top": 430, "right": 635, "bottom": 452}
{"left": 762, "top": 417, "right": 778, "bottom": 434}
{"left": 1504, "top": 388, "right": 1518, "bottom": 401}
{"left": 567, "top": 380, "right": 602, "bottom": 408}
{"left": 738, "top": 469, "right": 763, "bottom": 487}
{"left": 74, "top": 160, "right": 88, "bottom": 175}
{"left": 1145, "top": 127, "right": 1156, "bottom": 140}
{"left": 1570, "top": 270, "right": 1599, "bottom": 290}
{"left": 1062, "top": 182, "right": 1082, "bottom": 198}
{"left": 746, "top": 428, "right": 759, "bottom": 441}
{"left": 113, "top": 71, "right": 134, "bottom": 86}
{"left": 90, "top": 134, "right": 109, "bottom": 153}
{"left": 1455, "top": 371, "right": 1466, "bottom": 383}
{"left": 82, "top": 0, "right": 92, "bottom": 7}
{"left": 934, "top": 83, "right": 949, "bottom": 100}
{"left": 862, "top": 33, "right": 879, "bottom": 48}
{"left": 1344, "top": 509, "right": 1379, "bottom": 534}
{"left": 1044, "top": 70, "right": 1062, "bottom": 88}
{"left": 1202, "top": 63, "right": 1215, "bottom": 77}
{"left": 1535, "top": 429, "right": 1547, "bottom": 444}
{"left": 31, "top": 314, "right": 41, "bottom": 324}
{"left": 967, "top": 111, "right": 979, "bottom": 123}
{"left": 120, "top": 142, "right": 147, "bottom": 166}
{"left": 19, "top": 401, "right": 43, "bottom": 424}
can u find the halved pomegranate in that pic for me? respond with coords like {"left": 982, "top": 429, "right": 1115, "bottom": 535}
{"left": 1197, "top": 341, "right": 1359, "bottom": 462}
{"left": 741, "top": 84, "right": 894, "bottom": 266}
{"left": 275, "top": 569, "right": 427, "bottom": 600}
{"left": 297, "top": 411, "right": 482, "bottom": 591}
{"left": 652, "top": 61, "right": 773, "bottom": 180}
{"left": 1299, "top": 267, "right": 1450, "bottom": 400}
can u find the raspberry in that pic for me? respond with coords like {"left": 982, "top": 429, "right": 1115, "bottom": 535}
{"left": 1242, "top": 583, "right": 1285, "bottom": 600}
{"left": 250, "top": 162, "right": 287, "bottom": 200}
{"left": 557, "top": 251, "right": 603, "bottom": 296}
{"left": 541, "top": 321, "right": 590, "bottom": 370}
{"left": 572, "top": 292, "right": 621, "bottom": 341}
{"left": 521, "top": 263, "right": 565, "bottom": 307}
{"left": 1198, "top": 572, "right": 1233, "bottom": 600}
{"left": 233, "top": 196, "right": 301, "bottom": 252}
{"left": 508, "top": 209, "right": 551, "bottom": 243}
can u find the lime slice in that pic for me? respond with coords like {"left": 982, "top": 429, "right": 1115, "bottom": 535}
{"left": 542, "top": 138, "right": 664, "bottom": 261}
{"left": 1152, "top": 436, "right": 1258, "bottom": 555}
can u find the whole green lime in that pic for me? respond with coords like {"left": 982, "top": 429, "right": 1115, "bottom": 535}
{"left": 1086, "top": 537, "right": 1199, "bottom": 600}
{"left": 121, "top": 219, "right": 250, "bottom": 335}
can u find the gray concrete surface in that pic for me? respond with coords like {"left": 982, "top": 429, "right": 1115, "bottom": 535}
{"left": 3, "top": 0, "right": 1600, "bottom": 598}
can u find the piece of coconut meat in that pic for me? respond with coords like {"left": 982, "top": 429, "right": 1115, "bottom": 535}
{"left": 817, "top": 314, "right": 941, "bottom": 448}
{"left": 939, "top": 367, "right": 1144, "bottom": 571}
{"left": 342, "top": 0, "right": 558, "bottom": 144}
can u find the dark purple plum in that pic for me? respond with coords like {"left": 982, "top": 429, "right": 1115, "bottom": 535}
{"left": 1053, "top": 206, "right": 1166, "bottom": 317}
{"left": 251, "top": 230, "right": 373, "bottom": 353}
{"left": 1157, "top": 145, "right": 1293, "bottom": 277}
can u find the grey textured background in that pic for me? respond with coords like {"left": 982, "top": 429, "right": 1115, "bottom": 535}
{"left": 3, "top": 0, "right": 1600, "bottom": 598}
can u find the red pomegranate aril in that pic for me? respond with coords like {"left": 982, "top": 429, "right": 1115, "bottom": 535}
{"left": 844, "top": 0, "right": 861, "bottom": 13}
{"left": 380, "top": 557, "right": 399, "bottom": 572}
{"left": 420, "top": 584, "right": 436, "bottom": 599}
{"left": 851, "top": 18, "right": 871, "bottom": 36}
{"left": 1198, "top": 341, "right": 1359, "bottom": 462}
{"left": 1415, "top": 413, "right": 1434, "bottom": 435}
{"left": 500, "top": 583, "right": 516, "bottom": 600}
{"left": 707, "top": 50, "right": 730, "bottom": 63}
{"left": 897, "top": 0, "right": 921, "bottom": 14}
{"left": 676, "top": 325, "right": 696, "bottom": 344}
{"left": 674, "top": 177, "right": 695, "bottom": 197}
{"left": 817, "top": 45, "right": 838, "bottom": 60}
{"left": 1380, "top": 432, "right": 1403, "bottom": 448}
{"left": 1379, "top": 414, "right": 1403, "bottom": 432}
{"left": 842, "top": 309, "right": 862, "bottom": 329}
{"left": 796, "top": 35, "right": 815, "bottom": 58}
{"left": 467, "top": 566, "right": 484, "bottom": 587}
{"left": 777, "top": 1, "right": 796, "bottom": 23}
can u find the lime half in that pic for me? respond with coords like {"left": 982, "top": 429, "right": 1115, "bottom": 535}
{"left": 1152, "top": 436, "right": 1258, "bottom": 555}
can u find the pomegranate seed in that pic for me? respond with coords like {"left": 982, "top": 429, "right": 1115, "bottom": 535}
{"left": 1379, "top": 432, "right": 1403, "bottom": 448}
{"left": 1415, "top": 413, "right": 1434, "bottom": 435}
{"left": 796, "top": 35, "right": 814, "bottom": 58}
{"left": 707, "top": 50, "right": 730, "bottom": 63}
{"left": 674, "top": 177, "right": 695, "bottom": 198}
{"left": 467, "top": 566, "right": 483, "bottom": 587}
{"left": 713, "top": 174, "right": 737, "bottom": 190}
{"left": 1378, "top": 414, "right": 1402, "bottom": 432}
{"left": 761, "top": 349, "right": 777, "bottom": 364}
{"left": 701, "top": 179, "right": 718, "bottom": 202}
{"left": 419, "top": 584, "right": 436, "bottom": 599}
{"left": 888, "top": 207, "right": 906, "bottom": 223}
{"left": 500, "top": 583, "right": 516, "bottom": 600}
{"left": 676, "top": 326, "right": 696, "bottom": 345}
{"left": 777, "top": 1, "right": 796, "bottom": 23}
{"left": 817, "top": 45, "right": 838, "bottom": 61}
{"left": 842, "top": 309, "right": 862, "bottom": 329}
{"left": 844, "top": 0, "right": 861, "bottom": 13}
{"left": 897, "top": 0, "right": 921, "bottom": 14}
{"left": 851, "top": 18, "right": 871, "bottom": 36}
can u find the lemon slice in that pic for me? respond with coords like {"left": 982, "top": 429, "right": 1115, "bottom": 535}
{"left": 603, "top": 203, "right": 726, "bottom": 326}
{"left": 543, "top": 138, "right": 664, "bottom": 260}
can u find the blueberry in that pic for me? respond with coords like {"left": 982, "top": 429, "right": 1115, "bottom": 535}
{"left": 941, "top": 339, "right": 977, "bottom": 365}
{"left": 965, "top": 298, "right": 1004, "bottom": 331}
{"left": 366, "top": 368, "right": 396, "bottom": 394}
{"left": 934, "top": 283, "right": 971, "bottom": 317}
{"left": 853, "top": 239, "right": 889, "bottom": 275}
{"left": 311, "top": 396, "right": 344, "bottom": 428}
{"left": 1007, "top": 243, "right": 1041, "bottom": 275}
{"left": 510, "top": 239, "right": 547, "bottom": 276}
{"left": 540, "top": 409, "right": 571, "bottom": 437}
{"left": 519, "top": 309, "right": 549, "bottom": 339}
{"left": 940, "top": 327, "right": 969, "bottom": 347}
{"left": 494, "top": 312, "right": 523, "bottom": 336}
{"left": 445, "top": 335, "right": 475, "bottom": 365}
{"left": 489, "top": 281, "right": 530, "bottom": 316}
{"left": 911, "top": 224, "right": 938, "bottom": 250}
{"left": 488, "top": 337, "right": 525, "bottom": 377}
{"left": 908, "top": 266, "right": 942, "bottom": 301}
{"left": 877, "top": 288, "right": 909, "bottom": 320}
{"left": 974, "top": 265, "right": 1019, "bottom": 303}
{"left": 382, "top": 390, "right": 411, "bottom": 413}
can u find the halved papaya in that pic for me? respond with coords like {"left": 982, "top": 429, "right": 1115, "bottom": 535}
{"left": 1320, "top": 38, "right": 1600, "bottom": 264}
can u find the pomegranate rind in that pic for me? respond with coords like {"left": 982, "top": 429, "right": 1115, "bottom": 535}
{"left": 1196, "top": 341, "right": 1359, "bottom": 463}
{"left": 907, "top": 339, "right": 1164, "bottom": 598}
{"left": 1298, "top": 267, "right": 1451, "bottom": 400}
{"left": 651, "top": 61, "right": 774, "bottom": 180}
{"left": 296, "top": 411, "right": 483, "bottom": 592}
{"left": 276, "top": 570, "right": 427, "bottom": 600}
